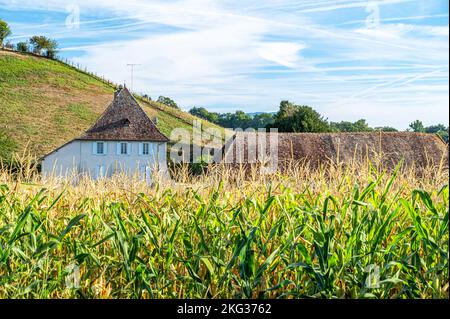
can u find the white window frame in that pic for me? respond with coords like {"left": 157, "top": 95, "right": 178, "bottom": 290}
{"left": 139, "top": 142, "right": 151, "bottom": 156}
{"left": 116, "top": 142, "right": 132, "bottom": 155}
{"left": 93, "top": 141, "right": 107, "bottom": 155}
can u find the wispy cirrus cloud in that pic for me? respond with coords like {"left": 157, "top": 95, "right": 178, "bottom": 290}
{"left": 0, "top": 0, "right": 448, "bottom": 128}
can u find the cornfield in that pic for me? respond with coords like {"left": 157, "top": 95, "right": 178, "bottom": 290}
{"left": 0, "top": 157, "right": 448, "bottom": 299}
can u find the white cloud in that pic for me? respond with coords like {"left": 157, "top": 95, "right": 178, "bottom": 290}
{"left": 256, "top": 42, "right": 305, "bottom": 67}
{"left": 1, "top": 0, "right": 448, "bottom": 127}
{"left": 355, "top": 23, "right": 449, "bottom": 39}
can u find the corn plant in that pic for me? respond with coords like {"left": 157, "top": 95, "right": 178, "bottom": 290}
{"left": 0, "top": 159, "right": 448, "bottom": 298}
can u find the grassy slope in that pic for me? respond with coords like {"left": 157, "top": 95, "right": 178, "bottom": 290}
{"left": 0, "top": 49, "right": 225, "bottom": 159}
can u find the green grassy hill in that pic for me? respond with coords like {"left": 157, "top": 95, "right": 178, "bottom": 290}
{"left": 0, "top": 49, "right": 226, "bottom": 161}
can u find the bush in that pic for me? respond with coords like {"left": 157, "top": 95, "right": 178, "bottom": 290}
{"left": 157, "top": 96, "right": 179, "bottom": 109}
{"left": 16, "top": 41, "right": 29, "bottom": 53}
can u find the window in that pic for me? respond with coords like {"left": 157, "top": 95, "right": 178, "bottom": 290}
{"left": 139, "top": 143, "right": 151, "bottom": 156}
{"left": 116, "top": 142, "right": 131, "bottom": 155}
{"left": 93, "top": 142, "right": 107, "bottom": 155}
{"left": 97, "top": 142, "right": 104, "bottom": 155}
{"left": 120, "top": 142, "right": 127, "bottom": 155}
{"left": 142, "top": 143, "right": 149, "bottom": 155}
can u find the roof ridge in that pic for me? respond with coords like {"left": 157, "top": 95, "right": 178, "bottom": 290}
{"left": 122, "top": 86, "right": 161, "bottom": 129}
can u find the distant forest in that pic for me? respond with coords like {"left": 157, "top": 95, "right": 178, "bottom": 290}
{"left": 189, "top": 101, "right": 449, "bottom": 142}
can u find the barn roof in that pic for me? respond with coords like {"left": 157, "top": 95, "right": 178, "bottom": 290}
{"left": 78, "top": 87, "right": 169, "bottom": 142}
{"left": 222, "top": 131, "right": 448, "bottom": 169}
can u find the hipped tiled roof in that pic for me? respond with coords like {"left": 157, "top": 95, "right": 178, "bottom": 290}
{"left": 78, "top": 87, "right": 169, "bottom": 142}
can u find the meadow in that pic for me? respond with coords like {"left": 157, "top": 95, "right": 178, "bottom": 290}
{"left": 0, "top": 156, "right": 448, "bottom": 299}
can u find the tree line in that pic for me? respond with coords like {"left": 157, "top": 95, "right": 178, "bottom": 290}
{"left": 1, "top": 19, "right": 58, "bottom": 58}
{"left": 190, "top": 101, "right": 449, "bottom": 142}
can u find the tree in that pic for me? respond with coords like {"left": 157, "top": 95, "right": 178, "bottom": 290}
{"left": 250, "top": 113, "right": 274, "bottom": 129}
{"left": 425, "top": 124, "right": 449, "bottom": 142}
{"left": 215, "top": 111, "right": 253, "bottom": 129}
{"left": 157, "top": 96, "right": 179, "bottom": 109}
{"left": 189, "top": 107, "right": 219, "bottom": 123}
{"left": 0, "top": 19, "right": 11, "bottom": 47}
{"left": 330, "top": 119, "right": 373, "bottom": 132}
{"left": 29, "top": 36, "right": 46, "bottom": 54}
{"left": 189, "top": 107, "right": 274, "bottom": 129}
{"left": 437, "top": 129, "right": 449, "bottom": 143}
{"left": 29, "top": 36, "right": 58, "bottom": 57}
{"left": 425, "top": 124, "right": 447, "bottom": 134}
{"left": 374, "top": 126, "right": 398, "bottom": 132}
{"left": 232, "top": 111, "right": 252, "bottom": 129}
{"left": 409, "top": 120, "right": 425, "bottom": 133}
{"left": 45, "top": 38, "right": 58, "bottom": 58}
{"left": 269, "top": 101, "right": 331, "bottom": 133}
{"left": 16, "top": 41, "right": 28, "bottom": 53}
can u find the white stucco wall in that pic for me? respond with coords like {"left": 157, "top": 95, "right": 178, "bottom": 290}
{"left": 42, "top": 140, "right": 168, "bottom": 181}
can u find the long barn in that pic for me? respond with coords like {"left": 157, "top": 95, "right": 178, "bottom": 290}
{"left": 222, "top": 132, "right": 448, "bottom": 170}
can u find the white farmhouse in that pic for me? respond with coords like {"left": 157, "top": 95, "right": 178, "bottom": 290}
{"left": 41, "top": 87, "right": 170, "bottom": 182}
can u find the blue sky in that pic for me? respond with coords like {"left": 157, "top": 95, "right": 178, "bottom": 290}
{"left": 1, "top": 0, "right": 448, "bottom": 129}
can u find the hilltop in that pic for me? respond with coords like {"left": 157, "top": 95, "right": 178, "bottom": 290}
{"left": 0, "top": 49, "right": 225, "bottom": 160}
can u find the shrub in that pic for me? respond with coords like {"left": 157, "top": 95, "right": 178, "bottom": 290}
{"left": 16, "top": 41, "right": 29, "bottom": 53}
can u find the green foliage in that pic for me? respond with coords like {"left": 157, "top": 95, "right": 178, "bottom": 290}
{"left": 409, "top": 120, "right": 425, "bottom": 133}
{"left": 374, "top": 126, "right": 398, "bottom": 132}
{"left": 0, "top": 19, "right": 11, "bottom": 46}
{"left": 157, "top": 96, "right": 179, "bottom": 109}
{"left": 189, "top": 107, "right": 219, "bottom": 123}
{"left": 270, "top": 100, "right": 331, "bottom": 133}
{"left": 425, "top": 124, "right": 449, "bottom": 142}
{"left": 330, "top": 119, "right": 373, "bottom": 132}
{"left": 29, "top": 36, "right": 58, "bottom": 57}
{"left": 189, "top": 156, "right": 210, "bottom": 175}
{"left": 251, "top": 113, "right": 275, "bottom": 129}
{"left": 425, "top": 124, "right": 447, "bottom": 134}
{"left": 189, "top": 107, "right": 275, "bottom": 130}
{"left": 408, "top": 120, "right": 449, "bottom": 142}
{"left": 16, "top": 41, "right": 28, "bottom": 53}
{"left": 218, "top": 111, "right": 252, "bottom": 129}
{"left": 0, "top": 170, "right": 447, "bottom": 298}
{"left": 436, "top": 130, "right": 448, "bottom": 142}
{"left": 189, "top": 105, "right": 446, "bottom": 137}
